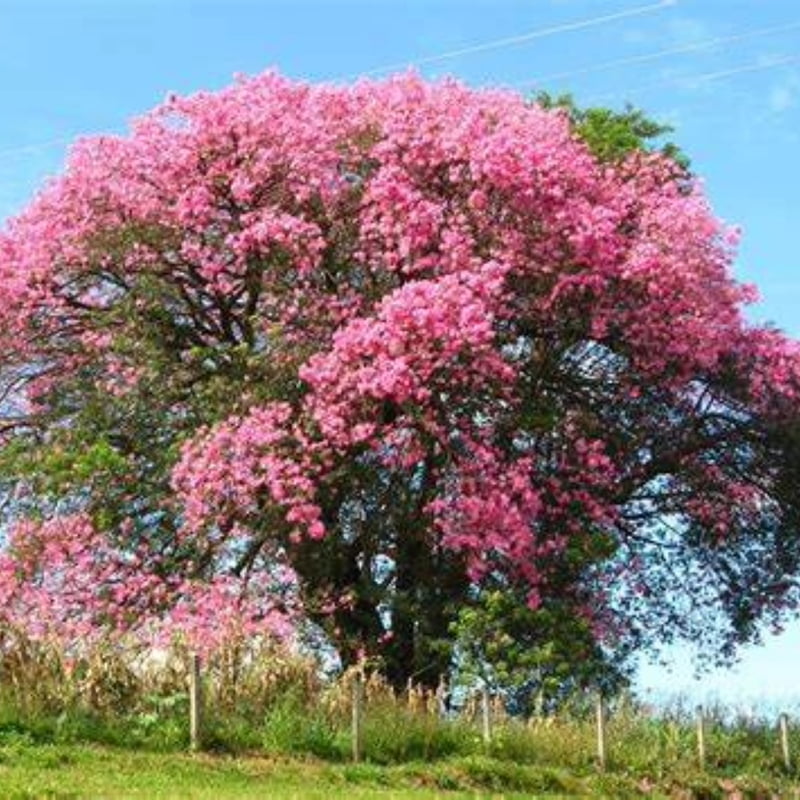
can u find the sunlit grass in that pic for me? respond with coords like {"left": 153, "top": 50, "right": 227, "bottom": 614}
{"left": 0, "top": 635, "right": 798, "bottom": 797}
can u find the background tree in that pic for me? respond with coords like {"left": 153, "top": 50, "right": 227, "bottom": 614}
{"left": 0, "top": 72, "right": 799, "bottom": 690}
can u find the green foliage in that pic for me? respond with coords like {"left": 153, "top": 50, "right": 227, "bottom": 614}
{"left": 360, "top": 704, "right": 470, "bottom": 764}
{"left": 261, "top": 691, "right": 344, "bottom": 760}
{"left": 451, "top": 587, "right": 628, "bottom": 712}
{"left": 536, "top": 90, "right": 691, "bottom": 170}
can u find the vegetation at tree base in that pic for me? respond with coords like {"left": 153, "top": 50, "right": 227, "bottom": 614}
{"left": 0, "top": 639, "right": 796, "bottom": 799}
{"left": 1, "top": 70, "right": 799, "bottom": 705}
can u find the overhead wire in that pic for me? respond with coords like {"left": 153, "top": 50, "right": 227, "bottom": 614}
{"left": 0, "top": 137, "right": 72, "bottom": 163}
{"left": 1, "top": 1, "right": 678, "bottom": 163}
{"left": 515, "top": 19, "right": 800, "bottom": 89}
{"left": 583, "top": 53, "right": 799, "bottom": 105}
{"left": 3, "top": 2, "right": 798, "bottom": 164}
{"left": 333, "top": 0, "right": 676, "bottom": 80}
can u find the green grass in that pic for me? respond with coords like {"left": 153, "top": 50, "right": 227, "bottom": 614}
{"left": 0, "top": 740, "right": 797, "bottom": 800}
{"left": 2, "top": 701, "right": 800, "bottom": 799}
{"left": 0, "top": 742, "right": 587, "bottom": 799}
{"left": 1, "top": 644, "right": 799, "bottom": 798}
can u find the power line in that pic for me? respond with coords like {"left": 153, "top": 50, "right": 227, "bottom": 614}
{"left": 1, "top": 2, "right": 679, "bottom": 163}
{"left": 2, "top": 54, "right": 793, "bottom": 170}
{"left": 7, "top": 5, "right": 790, "bottom": 166}
{"left": 0, "top": 137, "right": 71, "bottom": 163}
{"left": 516, "top": 19, "right": 800, "bottom": 89}
{"left": 585, "top": 54, "right": 799, "bottom": 105}
{"left": 0, "top": 126, "right": 127, "bottom": 166}
{"left": 334, "top": 0, "right": 677, "bottom": 81}
{"left": 681, "top": 54, "right": 798, "bottom": 85}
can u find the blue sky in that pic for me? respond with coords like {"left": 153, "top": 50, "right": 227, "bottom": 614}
{"left": 1, "top": 0, "right": 799, "bottom": 704}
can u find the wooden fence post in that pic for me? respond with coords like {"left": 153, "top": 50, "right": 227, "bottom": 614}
{"left": 596, "top": 693, "right": 607, "bottom": 771}
{"left": 351, "top": 670, "right": 364, "bottom": 763}
{"left": 696, "top": 705, "right": 706, "bottom": 770}
{"left": 188, "top": 652, "right": 202, "bottom": 752}
{"left": 435, "top": 678, "right": 447, "bottom": 717}
{"left": 780, "top": 712, "right": 791, "bottom": 771}
{"left": 481, "top": 686, "right": 492, "bottom": 745}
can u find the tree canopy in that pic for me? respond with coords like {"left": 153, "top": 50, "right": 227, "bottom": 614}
{"left": 1, "top": 72, "right": 799, "bottom": 690}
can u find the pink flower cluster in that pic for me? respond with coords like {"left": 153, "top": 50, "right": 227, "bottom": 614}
{"left": 171, "top": 403, "right": 325, "bottom": 541}
{"left": 0, "top": 70, "right": 798, "bottom": 649}
{"left": 0, "top": 514, "right": 296, "bottom": 654}
{"left": 300, "top": 262, "right": 514, "bottom": 446}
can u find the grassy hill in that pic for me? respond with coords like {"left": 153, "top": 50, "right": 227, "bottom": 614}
{"left": 0, "top": 741, "right": 797, "bottom": 800}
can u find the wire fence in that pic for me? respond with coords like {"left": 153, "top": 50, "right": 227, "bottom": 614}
{"left": 0, "top": 634, "right": 798, "bottom": 783}
{"left": 175, "top": 651, "right": 799, "bottom": 774}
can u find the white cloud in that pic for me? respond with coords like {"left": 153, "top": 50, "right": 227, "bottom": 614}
{"left": 621, "top": 27, "right": 650, "bottom": 45}
{"left": 666, "top": 16, "right": 714, "bottom": 46}
{"left": 770, "top": 85, "right": 794, "bottom": 112}
{"left": 768, "top": 71, "right": 800, "bottom": 113}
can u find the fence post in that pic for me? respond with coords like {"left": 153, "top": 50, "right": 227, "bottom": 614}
{"left": 596, "top": 692, "right": 607, "bottom": 771}
{"left": 188, "top": 652, "right": 202, "bottom": 752}
{"left": 435, "top": 677, "right": 447, "bottom": 717}
{"left": 696, "top": 705, "right": 706, "bottom": 770}
{"left": 351, "top": 670, "right": 364, "bottom": 763}
{"left": 780, "top": 712, "right": 791, "bottom": 771}
{"left": 481, "top": 686, "right": 492, "bottom": 745}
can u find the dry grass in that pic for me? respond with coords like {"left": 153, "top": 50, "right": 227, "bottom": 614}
{"left": 0, "top": 629, "right": 797, "bottom": 797}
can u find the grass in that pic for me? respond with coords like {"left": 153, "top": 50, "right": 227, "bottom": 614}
{"left": 0, "top": 742, "right": 588, "bottom": 799}
{"left": 1, "top": 741, "right": 798, "bottom": 799}
{"left": 1, "top": 637, "right": 800, "bottom": 797}
{"left": 0, "top": 726, "right": 797, "bottom": 799}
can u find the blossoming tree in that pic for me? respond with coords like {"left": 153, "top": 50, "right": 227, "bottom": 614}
{"left": 1, "top": 72, "right": 799, "bottom": 687}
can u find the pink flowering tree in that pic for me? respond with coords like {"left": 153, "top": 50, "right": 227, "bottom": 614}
{"left": 1, "top": 73, "right": 799, "bottom": 688}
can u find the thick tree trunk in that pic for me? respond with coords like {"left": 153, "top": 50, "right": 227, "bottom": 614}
{"left": 382, "top": 533, "right": 470, "bottom": 691}
{"left": 290, "top": 460, "right": 471, "bottom": 691}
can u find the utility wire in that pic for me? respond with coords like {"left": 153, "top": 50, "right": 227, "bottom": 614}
{"left": 0, "top": 137, "right": 71, "bottom": 163}
{"left": 584, "top": 53, "right": 799, "bottom": 104}
{"left": 0, "top": 127, "right": 129, "bottom": 165}
{"left": 516, "top": 19, "right": 800, "bottom": 89}
{"left": 6, "top": 3, "right": 790, "bottom": 163}
{"left": 687, "top": 54, "right": 799, "bottom": 85}
{"left": 334, "top": 0, "right": 677, "bottom": 81}
{"left": 3, "top": 54, "right": 794, "bottom": 168}
{"left": 1, "top": 2, "right": 678, "bottom": 162}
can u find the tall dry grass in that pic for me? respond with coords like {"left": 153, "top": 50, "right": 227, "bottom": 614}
{"left": 0, "top": 624, "right": 797, "bottom": 796}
